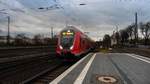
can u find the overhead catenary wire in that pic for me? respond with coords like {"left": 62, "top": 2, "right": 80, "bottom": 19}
{"left": 54, "top": 0, "right": 84, "bottom": 27}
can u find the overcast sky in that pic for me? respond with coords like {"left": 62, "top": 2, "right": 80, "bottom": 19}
{"left": 0, "top": 0, "right": 150, "bottom": 40}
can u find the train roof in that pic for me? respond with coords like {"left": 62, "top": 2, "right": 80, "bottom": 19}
{"left": 60, "top": 26, "right": 82, "bottom": 32}
{"left": 60, "top": 26, "right": 95, "bottom": 42}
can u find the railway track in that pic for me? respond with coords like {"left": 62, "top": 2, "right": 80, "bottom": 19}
{"left": 0, "top": 52, "right": 55, "bottom": 63}
{"left": 0, "top": 46, "right": 55, "bottom": 50}
{"left": 0, "top": 52, "right": 61, "bottom": 84}
{"left": 0, "top": 46, "right": 55, "bottom": 58}
{"left": 0, "top": 46, "right": 74, "bottom": 84}
{"left": 0, "top": 56, "right": 72, "bottom": 84}
{"left": 24, "top": 63, "right": 72, "bottom": 84}
{"left": 0, "top": 46, "right": 56, "bottom": 63}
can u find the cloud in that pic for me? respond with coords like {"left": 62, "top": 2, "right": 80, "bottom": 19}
{"left": 0, "top": 0, "right": 150, "bottom": 40}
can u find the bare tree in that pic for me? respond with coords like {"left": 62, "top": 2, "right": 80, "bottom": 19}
{"left": 115, "top": 32, "right": 120, "bottom": 45}
{"left": 140, "top": 22, "right": 150, "bottom": 45}
{"left": 103, "top": 34, "right": 111, "bottom": 48}
{"left": 33, "top": 34, "right": 44, "bottom": 45}
{"left": 126, "top": 24, "right": 134, "bottom": 41}
{"left": 119, "top": 29, "right": 129, "bottom": 46}
{"left": 43, "top": 37, "right": 51, "bottom": 45}
{"left": 14, "top": 33, "right": 28, "bottom": 45}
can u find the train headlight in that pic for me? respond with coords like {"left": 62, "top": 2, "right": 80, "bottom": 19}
{"left": 70, "top": 46, "right": 73, "bottom": 50}
{"left": 59, "top": 45, "right": 63, "bottom": 49}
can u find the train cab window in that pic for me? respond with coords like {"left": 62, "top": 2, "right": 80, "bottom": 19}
{"left": 60, "top": 30, "right": 75, "bottom": 49}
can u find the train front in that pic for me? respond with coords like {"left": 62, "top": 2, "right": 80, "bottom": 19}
{"left": 56, "top": 29, "right": 76, "bottom": 59}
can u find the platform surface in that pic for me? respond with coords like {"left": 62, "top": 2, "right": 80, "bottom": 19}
{"left": 50, "top": 53, "right": 150, "bottom": 84}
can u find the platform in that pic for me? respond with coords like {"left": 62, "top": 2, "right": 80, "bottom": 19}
{"left": 50, "top": 53, "right": 150, "bottom": 84}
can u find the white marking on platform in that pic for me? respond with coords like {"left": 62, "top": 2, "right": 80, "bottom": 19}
{"left": 74, "top": 53, "right": 96, "bottom": 84}
{"left": 49, "top": 53, "right": 92, "bottom": 84}
{"left": 131, "top": 54, "right": 150, "bottom": 61}
{"left": 126, "top": 54, "right": 150, "bottom": 64}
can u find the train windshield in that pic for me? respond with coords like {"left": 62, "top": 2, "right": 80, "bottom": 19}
{"left": 60, "top": 30, "right": 75, "bottom": 49}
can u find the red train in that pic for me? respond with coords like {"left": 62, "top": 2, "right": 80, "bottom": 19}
{"left": 56, "top": 26, "right": 95, "bottom": 59}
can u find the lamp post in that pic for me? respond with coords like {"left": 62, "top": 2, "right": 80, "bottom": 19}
{"left": 7, "top": 16, "right": 10, "bottom": 45}
{"left": 135, "top": 12, "right": 138, "bottom": 46}
{"left": 0, "top": 11, "right": 10, "bottom": 45}
{"left": 51, "top": 27, "right": 53, "bottom": 39}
